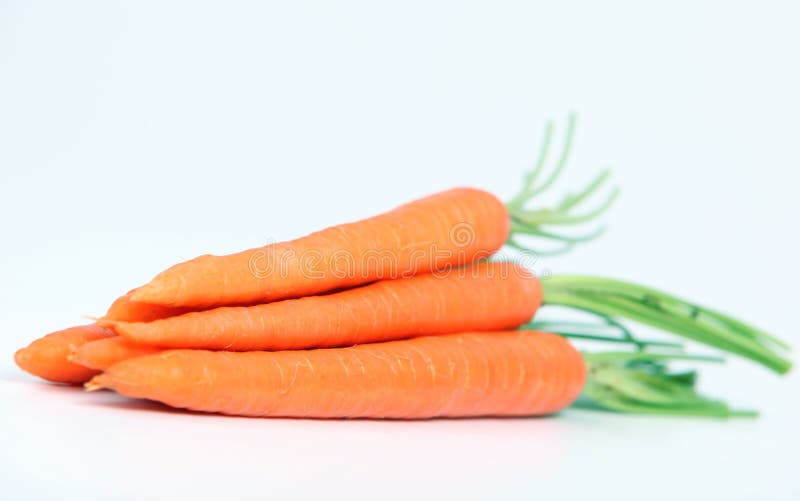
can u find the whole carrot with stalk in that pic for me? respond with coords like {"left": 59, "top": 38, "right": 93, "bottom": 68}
{"left": 115, "top": 116, "right": 789, "bottom": 418}
{"left": 131, "top": 115, "right": 617, "bottom": 309}
{"left": 101, "top": 259, "right": 791, "bottom": 374}
{"left": 16, "top": 115, "right": 792, "bottom": 419}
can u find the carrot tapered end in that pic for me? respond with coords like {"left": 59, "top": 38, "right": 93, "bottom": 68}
{"left": 95, "top": 318, "right": 119, "bottom": 330}
{"left": 85, "top": 375, "right": 111, "bottom": 392}
{"left": 14, "top": 347, "right": 30, "bottom": 372}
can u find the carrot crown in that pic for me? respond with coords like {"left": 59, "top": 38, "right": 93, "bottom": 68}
{"left": 505, "top": 113, "right": 620, "bottom": 255}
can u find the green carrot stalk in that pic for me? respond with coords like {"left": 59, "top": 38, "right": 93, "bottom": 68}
{"left": 510, "top": 114, "right": 791, "bottom": 416}
{"left": 540, "top": 275, "right": 792, "bottom": 374}
{"left": 528, "top": 319, "right": 760, "bottom": 417}
{"left": 578, "top": 352, "right": 757, "bottom": 418}
{"left": 505, "top": 113, "right": 619, "bottom": 255}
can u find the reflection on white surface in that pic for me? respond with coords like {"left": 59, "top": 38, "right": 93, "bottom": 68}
{"left": 3, "top": 373, "right": 797, "bottom": 500}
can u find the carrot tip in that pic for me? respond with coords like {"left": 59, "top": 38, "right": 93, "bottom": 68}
{"left": 95, "top": 318, "right": 115, "bottom": 329}
{"left": 84, "top": 375, "right": 109, "bottom": 392}
{"left": 13, "top": 347, "right": 29, "bottom": 370}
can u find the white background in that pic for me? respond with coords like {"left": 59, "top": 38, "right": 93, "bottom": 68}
{"left": 1, "top": 1, "right": 798, "bottom": 499}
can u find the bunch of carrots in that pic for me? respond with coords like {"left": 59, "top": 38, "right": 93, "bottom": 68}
{"left": 14, "top": 116, "right": 792, "bottom": 419}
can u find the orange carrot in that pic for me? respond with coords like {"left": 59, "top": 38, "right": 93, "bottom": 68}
{"left": 87, "top": 330, "right": 586, "bottom": 418}
{"left": 103, "top": 289, "right": 193, "bottom": 322}
{"left": 131, "top": 188, "right": 509, "bottom": 308}
{"left": 104, "top": 261, "right": 541, "bottom": 351}
{"left": 12, "top": 289, "right": 192, "bottom": 383}
{"left": 71, "top": 336, "right": 161, "bottom": 371}
{"left": 14, "top": 325, "right": 114, "bottom": 384}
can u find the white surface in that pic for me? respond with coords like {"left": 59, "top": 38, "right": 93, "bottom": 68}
{"left": 1, "top": 1, "right": 798, "bottom": 500}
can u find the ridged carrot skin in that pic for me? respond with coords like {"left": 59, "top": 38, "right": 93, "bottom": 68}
{"left": 87, "top": 331, "right": 586, "bottom": 419}
{"left": 131, "top": 188, "right": 510, "bottom": 308}
{"left": 71, "top": 336, "right": 161, "bottom": 371}
{"left": 14, "top": 325, "right": 114, "bottom": 384}
{"left": 103, "top": 290, "right": 193, "bottom": 322}
{"left": 106, "top": 261, "right": 541, "bottom": 351}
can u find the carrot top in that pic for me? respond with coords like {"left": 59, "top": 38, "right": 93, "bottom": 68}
{"left": 525, "top": 319, "right": 766, "bottom": 417}
{"left": 521, "top": 272, "right": 792, "bottom": 417}
{"left": 504, "top": 113, "right": 619, "bottom": 255}
{"left": 540, "top": 275, "right": 792, "bottom": 374}
{"left": 579, "top": 351, "right": 757, "bottom": 418}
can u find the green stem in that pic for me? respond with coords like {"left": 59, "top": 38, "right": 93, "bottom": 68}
{"left": 557, "top": 168, "right": 612, "bottom": 212}
{"left": 542, "top": 276, "right": 792, "bottom": 374}
{"left": 507, "top": 121, "right": 554, "bottom": 209}
{"left": 556, "top": 331, "right": 679, "bottom": 348}
{"left": 583, "top": 351, "right": 725, "bottom": 364}
{"left": 505, "top": 114, "right": 618, "bottom": 255}
{"left": 529, "top": 113, "right": 576, "bottom": 197}
{"left": 524, "top": 320, "right": 684, "bottom": 349}
{"left": 579, "top": 351, "right": 757, "bottom": 418}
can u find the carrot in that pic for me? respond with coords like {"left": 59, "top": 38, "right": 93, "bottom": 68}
{"left": 103, "top": 289, "right": 193, "bottom": 322}
{"left": 12, "top": 291, "right": 190, "bottom": 382}
{"left": 86, "top": 330, "right": 586, "bottom": 418}
{"left": 104, "top": 261, "right": 541, "bottom": 351}
{"left": 70, "top": 336, "right": 161, "bottom": 371}
{"left": 131, "top": 188, "right": 510, "bottom": 308}
{"left": 14, "top": 325, "right": 114, "bottom": 384}
{"left": 127, "top": 115, "right": 621, "bottom": 309}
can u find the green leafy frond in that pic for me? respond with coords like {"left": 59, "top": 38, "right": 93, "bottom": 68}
{"left": 506, "top": 113, "right": 619, "bottom": 255}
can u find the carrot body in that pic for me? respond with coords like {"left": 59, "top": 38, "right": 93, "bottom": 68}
{"left": 131, "top": 188, "right": 509, "bottom": 307}
{"left": 106, "top": 261, "right": 541, "bottom": 351}
{"left": 88, "top": 331, "right": 586, "bottom": 419}
{"left": 14, "top": 325, "right": 114, "bottom": 384}
{"left": 103, "top": 289, "right": 193, "bottom": 322}
{"left": 71, "top": 336, "right": 161, "bottom": 371}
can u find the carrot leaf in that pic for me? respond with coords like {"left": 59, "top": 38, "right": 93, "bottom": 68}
{"left": 506, "top": 113, "right": 619, "bottom": 255}
{"left": 578, "top": 351, "right": 758, "bottom": 418}
{"left": 541, "top": 276, "right": 792, "bottom": 374}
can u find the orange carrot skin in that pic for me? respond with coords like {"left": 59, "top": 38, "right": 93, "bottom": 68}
{"left": 89, "top": 331, "right": 586, "bottom": 419}
{"left": 107, "top": 261, "right": 541, "bottom": 351}
{"left": 71, "top": 336, "right": 161, "bottom": 371}
{"left": 132, "top": 188, "right": 510, "bottom": 308}
{"left": 103, "top": 290, "right": 193, "bottom": 322}
{"left": 14, "top": 325, "right": 114, "bottom": 384}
